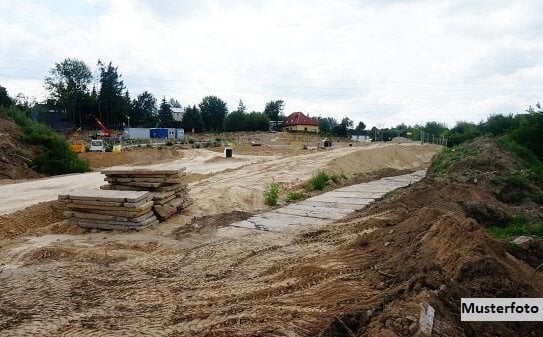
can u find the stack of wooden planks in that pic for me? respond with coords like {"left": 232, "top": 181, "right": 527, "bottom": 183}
{"left": 59, "top": 189, "right": 158, "bottom": 230}
{"left": 100, "top": 167, "right": 191, "bottom": 221}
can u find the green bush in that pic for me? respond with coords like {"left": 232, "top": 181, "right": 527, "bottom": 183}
{"left": 166, "top": 141, "right": 173, "bottom": 146}
{"left": 264, "top": 181, "right": 280, "bottom": 206}
{"left": 188, "top": 138, "right": 195, "bottom": 144}
{"left": 310, "top": 170, "right": 330, "bottom": 191}
{"left": 488, "top": 215, "right": 543, "bottom": 239}
{"left": 287, "top": 191, "right": 305, "bottom": 202}
{"left": 1, "top": 106, "right": 89, "bottom": 175}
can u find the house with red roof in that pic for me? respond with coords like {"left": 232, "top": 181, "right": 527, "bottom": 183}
{"left": 282, "top": 112, "right": 319, "bottom": 133}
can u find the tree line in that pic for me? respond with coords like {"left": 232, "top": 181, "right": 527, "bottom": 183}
{"left": 24, "top": 58, "right": 291, "bottom": 132}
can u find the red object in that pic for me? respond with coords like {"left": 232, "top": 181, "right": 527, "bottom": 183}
{"left": 284, "top": 112, "right": 319, "bottom": 126}
{"left": 93, "top": 117, "right": 111, "bottom": 137}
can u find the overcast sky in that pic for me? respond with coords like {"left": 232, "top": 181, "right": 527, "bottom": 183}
{"left": 1, "top": 0, "right": 542, "bottom": 128}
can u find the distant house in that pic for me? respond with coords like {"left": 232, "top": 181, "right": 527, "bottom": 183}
{"left": 171, "top": 107, "right": 184, "bottom": 122}
{"left": 350, "top": 130, "right": 371, "bottom": 142}
{"left": 283, "top": 112, "right": 319, "bottom": 133}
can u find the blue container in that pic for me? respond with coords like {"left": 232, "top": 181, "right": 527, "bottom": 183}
{"left": 150, "top": 128, "right": 169, "bottom": 139}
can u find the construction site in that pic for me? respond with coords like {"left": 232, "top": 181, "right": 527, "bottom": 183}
{"left": 1, "top": 107, "right": 543, "bottom": 337}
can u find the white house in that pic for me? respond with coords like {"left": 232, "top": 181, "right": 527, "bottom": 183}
{"left": 171, "top": 107, "right": 184, "bottom": 122}
{"left": 350, "top": 130, "right": 371, "bottom": 142}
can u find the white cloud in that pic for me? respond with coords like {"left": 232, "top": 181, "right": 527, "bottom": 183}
{"left": 1, "top": 0, "right": 543, "bottom": 128}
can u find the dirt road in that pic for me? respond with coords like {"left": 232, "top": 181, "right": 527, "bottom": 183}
{"left": 0, "top": 149, "right": 272, "bottom": 215}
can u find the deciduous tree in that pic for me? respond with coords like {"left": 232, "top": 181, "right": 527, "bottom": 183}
{"left": 44, "top": 58, "right": 92, "bottom": 127}
{"left": 199, "top": 96, "right": 227, "bottom": 131}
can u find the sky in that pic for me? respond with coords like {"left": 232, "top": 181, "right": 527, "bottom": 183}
{"left": 1, "top": 0, "right": 543, "bottom": 128}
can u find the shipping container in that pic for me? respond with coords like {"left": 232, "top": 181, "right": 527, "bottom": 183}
{"left": 123, "top": 128, "right": 150, "bottom": 139}
{"left": 150, "top": 128, "right": 169, "bottom": 139}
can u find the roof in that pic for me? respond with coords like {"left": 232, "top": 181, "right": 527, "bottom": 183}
{"left": 283, "top": 112, "right": 319, "bottom": 126}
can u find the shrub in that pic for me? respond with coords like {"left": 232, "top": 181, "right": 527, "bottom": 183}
{"left": 264, "top": 181, "right": 280, "bottom": 206}
{"left": 1, "top": 106, "right": 90, "bottom": 175}
{"left": 535, "top": 191, "right": 543, "bottom": 205}
{"left": 287, "top": 191, "right": 305, "bottom": 202}
{"left": 310, "top": 170, "right": 330, "bottom": 191}
{"left": 188, "top": 138, "right": 195, "bottom": 144}
{"left": 166, "top": 141, "right": 173, "bottom": 146}
{"left": 488, "top": 215, "right": 543, "bottom": 239}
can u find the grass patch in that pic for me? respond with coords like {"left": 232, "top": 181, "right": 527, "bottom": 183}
{"left": 428, "top": 144, "right": 476, "bottom": 176}
{"left": 264, "top": 181, "right": 280, "bottom": 206}
{"left": 1, "top": 106, "right": 90, "bottom": 175}
{"left": 309, "top": 170, "right": 330, "bottom": 191}
{"left": 286, "top": 191, "right": 305, "bottom": 203}
{"left": 488, "top": 215, "right": 543, "bottom": 239}
{"left": 500, "top": 137, "right": 543, "bottom": 185}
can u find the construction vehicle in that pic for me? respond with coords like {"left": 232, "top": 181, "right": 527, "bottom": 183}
{"left": 89, "top": 139, "right": 106, "bottom": 152}
{"left": 89, "top": 115, "right": 112, "bottom": 138}
{"left": 69, "top": 128, "right": 86, "bottom": 153}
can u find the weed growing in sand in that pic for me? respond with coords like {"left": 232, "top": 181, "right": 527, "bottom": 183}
{"left": 287, "top": 191, "right": 305, "bottom": 202}
{"left": 310, "top": 170, "right": 330, "bottom": 190}
{"left": 264, "top": 182, "right": 280, "bottom": 206}
{"left": 488, "top": 214, "right": 543, "bottom": 239}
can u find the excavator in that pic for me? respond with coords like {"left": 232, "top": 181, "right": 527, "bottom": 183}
{"left": 68, "top": 116, "right": 113, "bottom": 153}
{"left": 88, "top": 115, "right": 112, "bottom": 152}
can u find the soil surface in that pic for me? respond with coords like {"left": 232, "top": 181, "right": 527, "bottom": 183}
{"left": 0, "top": 142, "right": 463, "bottom": 336}
{"left": 0, "top": 116, "right": 43, "bottom": 180}
{"left": 80, "top": 147, "right": 186, "bottom": 170}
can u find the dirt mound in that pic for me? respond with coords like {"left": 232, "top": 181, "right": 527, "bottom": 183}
{"left": 80, "top": 147, "right": 185, "bottom": 170}
{"left": 0, "top": 201, "right": 67, "bottom": 240}
{"left": 322, "top": 179, "right": 543, "bottom": 337}
{"left": 390, "top": 136, "right": 413, "bottom": 143}
{"left": 0, "top": 117, "right": 43, "bottom": 180}
{"left": 326, "top": 143, "right": 439, "bottom": 176}
{"left": 429, "top": 137, "right": 542, "bottom": 204}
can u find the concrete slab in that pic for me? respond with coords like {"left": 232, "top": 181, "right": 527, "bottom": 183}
{"left": 59, "top": 189, "right": 150, "bottom": 203}
{"left": 308, "top": 196, "right": 375, "bottom": 205}
{"left": 298, "top": 200, "right": 365, "bottom": 210}
{"left": 272, "top": 208, "right": 346, "bottom": 220}
{"left": 284, "top": 203, "right": 354, "bottom": 214}
{"left": 227, "top": 170, "right": 427, "bottom": 232}
{"left": 324, "top": 191, "right": 384, "bottom": 199}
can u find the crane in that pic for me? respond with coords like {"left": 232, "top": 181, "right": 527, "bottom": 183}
{"left": 87, "top": 114, "right": 111, "bottom": 137}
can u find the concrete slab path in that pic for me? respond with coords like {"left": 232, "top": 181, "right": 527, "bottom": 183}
{"left": 229, "top": 170, "right": 426, "bottom": 232}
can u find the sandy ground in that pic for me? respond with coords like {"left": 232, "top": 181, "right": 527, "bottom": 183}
{"left": 0, "top": 143, "right": 442, "bottom": 336}
{"left": 0, "top": 149, "right": 272, "bottom": 215}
